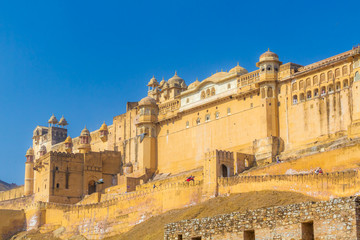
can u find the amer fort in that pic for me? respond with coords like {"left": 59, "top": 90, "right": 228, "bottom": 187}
{"left": 2, "top": 46, "right": 360, "bottom": 239}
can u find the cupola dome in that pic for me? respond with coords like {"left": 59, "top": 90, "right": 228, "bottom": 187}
{"left": 138, "top": 96, "right": 157, "bottom": 106}
{"left": 48, "top": 114, "right": 58, "bottom": 125}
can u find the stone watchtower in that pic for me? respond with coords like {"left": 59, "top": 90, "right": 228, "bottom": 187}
{"left": 24, "top": 147, "right": 35, "bottom": 196}
{"left": 136, "top": 96, "right": 158, "bottom": 174}
{"left": 78, "top": 126, "right": 91, "bottom": 153}
{"left": 254, "top": 50, "right": 282, "bottom": 165}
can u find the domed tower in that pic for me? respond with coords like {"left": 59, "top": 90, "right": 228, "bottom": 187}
{"left": 64, "top": 136, "right": 73, "bottom": 153}
{"left": 78, "top": 126, "right": 91, "bottom": 153}
{"left": 167, "top": 72, "right": 187, "bottom": 99}
{"left": 58, "top": 116, "right": 68, "bottom": 128}
{"left": 253, "top": 50, "right": 282, "bottom": 165}
{"left": 256, "top": 49, "right": 282, "bottom": 82}
{"left": 24, "top": 147, "right": 35, "bottom": 196}
{"left": 48, "top": 114, "right": 58, "bottom": 127}
{"left": 99, "top": 122, "right": 109, "bottom": 142}
{"left": 136, "top": 96, "right": 158, "bottom": 173}
{"left": 147, "top": 76, "right": 160, "bottom": 100}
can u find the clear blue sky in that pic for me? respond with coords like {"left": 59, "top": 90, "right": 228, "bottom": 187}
{"left": 0, "top": 0, "right": 358, "bottom": 184}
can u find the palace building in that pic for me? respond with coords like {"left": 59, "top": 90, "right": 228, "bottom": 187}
{"left": 21, "top": 46, "right": 360, "bottom": 204}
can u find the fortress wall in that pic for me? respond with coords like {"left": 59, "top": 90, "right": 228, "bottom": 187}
{"left": 219, "top": 170, "right": 360, "bottom": 200}
{"left": 0, "top": 195, "right": 34, "bottom": 210}
{"left": 26, "top": 180, "right": 203, "bottom": 239}
{"left": 164, "top": 197, "right": 359, "bottom": 240}
{"left": 0, "top": 186, "right": 24, "bottom": 202}
{"left": 249, "top": 142, "right": 360, "bottom": 175}
{"left": 0, "top": 209, "right": 25, "bottom": 240}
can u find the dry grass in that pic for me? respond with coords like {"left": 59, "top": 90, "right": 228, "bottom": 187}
{"left": 105, "top": 190, "right": 319, "bottom": 240}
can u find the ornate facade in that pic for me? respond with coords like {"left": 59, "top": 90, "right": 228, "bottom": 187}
{"left": 23, "top": 46, "right": 360, "bottom": 204}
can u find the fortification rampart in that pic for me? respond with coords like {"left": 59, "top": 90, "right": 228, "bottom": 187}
{"left": 164, "top": 196, "right": 360, "bottom": 240}
{"left": 21, "top": 180, "right": 203, "bottom": 239}
{"left": 219, "top": 170, "right": 360, "bottom": 200}
{"left": 0, "top": 186, "right": 24, "bottom": 202}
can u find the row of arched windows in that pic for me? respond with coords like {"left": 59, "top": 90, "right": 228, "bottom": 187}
{"left": 200, "top": 87, "right": 216, "bottom": 99}
{"left": 292, "top": 65, "right": 350, "bottom": 91}
{"left": 292, "top": 79, "right": 349, "bottom": 104}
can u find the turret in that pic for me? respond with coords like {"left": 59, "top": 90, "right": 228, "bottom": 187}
{"left": 99, "top": 122, "right": 109, "bottom": 142}
{"left": 64, "top": 136, "right": 73, "bottom": 153}
{"left": 48, "top": 114, "right": 58, "bottom": 127}
{"left": 24, "top": 147, "right": 34, "bottom": 196}
{"left": 253, "top": 50, "right": 282, "bottom": 165}
{"left": 58, "top": 116, "right": 68, "bottom": 128}
{"left": 136, "top": 96, "right": 158, "bottom": 172}
{"left": 256, "top": 49, "right": 282, "bottom": 82}
{"left": 78, "top": 126, "right": 91, "bottom": 153}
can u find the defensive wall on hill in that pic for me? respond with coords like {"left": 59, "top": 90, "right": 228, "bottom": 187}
{"left": 218, "top": 170, "right": 360, "bottom": 200}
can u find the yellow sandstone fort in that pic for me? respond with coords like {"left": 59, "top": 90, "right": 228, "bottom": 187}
{"left": 2, "top": 47, "right": 360, "bottom": 239}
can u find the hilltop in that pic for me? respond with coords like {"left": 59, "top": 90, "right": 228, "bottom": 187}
{"left": 0, "top": 180, "right": 17, "bottom": 191}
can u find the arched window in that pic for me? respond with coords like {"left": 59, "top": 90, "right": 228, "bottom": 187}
{"left": 314, "top": 88, "right": 319, "bottom": 97}
{"left": 328, "top": 84, "right": 334, "bottom": 93}
{"left": 88, "top": 180, "right": 96, "bottom": 195}
{"left": 227, "top": 108, "right": 231, "bottom": 115}
{"left": 336, "top": 82, "right": 341, "bottom": 91}
{"left": 221, "top": 164, "right": 228, "bottom": 177}
{"left": 327, "top": 71, "right": 333, "bottom": 81}
{"left": 186, "top": 98, "right": 189, "bottom": 103}
{"left": 267, "top": 87, "right": 273, "bottom": 98}
{"left": 205, "top": 114, "right": 210, "bottom": 122}
{"left": 206, "top": 89, "right": 210, "bottom": 97}
{"left": 292, "top": 82, "right": 297, "bottom": 91}
{"left": 300, "top": 93, "right": 305, "bottom": 102}
{"left": 186, "top": 121, "right": 189, "bottom": 128}
{"left": 355, "top": 72, "right": 360, "bottom": 82}
{"left": 306, "top": 78, "right": 311, "bottom": 88}
{"left": 343, "top": 79, "right": 349, "bottom": 88}
{"left": 227, "top": 83, "right": 231, "bottom": 89}
{"left": 320, "top": 73, "right": 325, "bottom": 83}
{"left": 196, "top": 118, "right": 200, "bottom": 125}
{"left": 307, "top": 91, "right": 312, "bottom": 99}
{"left": 321, "top": 86, "right": 326, "bottom": 95}
{"left": 293, "top": 95, "right": 298, "bottom": 104}
{"left": 261, "top": 88, "right": 265, "bottom": 98}
{"left": 201, "top": 91, "right": 205, "bottom": 99}
{"left": 299, "top": 80, "right": 304, "bottom": 90}
{"left": 342, "top": 65, "right": 348, "bottom": 76}
{"left": 335, "top": 68, "right": 340, "bottom": 78}
{"left": 211, "top": 87, "right": 216, "bottom": 95}
{"left": 267, "top": 65, "right": 272, "bottom": 71}
{"left": 313, "top": 75, "right": 319, "bottom": 85}
{"left": 215, "top": 112, "right": 219, "bottom": 119}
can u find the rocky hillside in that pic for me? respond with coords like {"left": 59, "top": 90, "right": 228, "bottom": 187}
{"left": 0, "top": 180, "right": 17, "bottom": 191}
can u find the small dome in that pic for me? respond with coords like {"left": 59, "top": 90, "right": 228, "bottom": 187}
{"left": 40, "top": 145, "right": 46, "bottom": 152}
{"left": 229, "top": 63, "right": 248, "bottom": 74}
{"left": 64, "top": 136, "right": 72, "bottom": 143}
{"left": 81, "top": 126, "right": 90, "bottom": 136}
{"left": 58, "top": 116, "right": 68, "bottom": 126}
{"left": 162, "top": 82, "right": 169, "bottom": 90}
{"left": 99, "top": 122, "right": 108, "bottom": 131}
{"left": 188, "top": 79, "right": 200, "bottom": 90}
{"left": 147, "top": 76, "right": 159, "bottom": 87}
{"left": 139, "top": 96, "right": 157, "bottom": 106}
{"left": 48, "top": 114, "right": 58, "bottom": 124}
{"left": 159, "top": 78, "right": 166, "bottom": 88}
{"left": 259, "top": 49, "right": 279, "bottom": 62}
{"left": 168, "top": 71, "right": 185, "bottom": 87}
{"left": 181, "top": 81, "right": 187, "bottom": 89}
{"left": 25, "top": 147, "right": 34, "bottom": 156}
